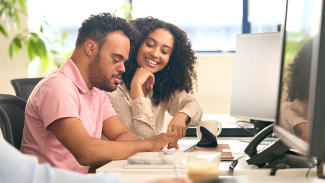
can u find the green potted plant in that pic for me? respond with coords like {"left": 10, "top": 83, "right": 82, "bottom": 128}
{"left": 1, "top": 0, "right": 71, "bottom": 72}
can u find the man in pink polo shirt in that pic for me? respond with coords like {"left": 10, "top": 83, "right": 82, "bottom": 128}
{"left": 20, "top": 13, "right": 179, "bottom": 174}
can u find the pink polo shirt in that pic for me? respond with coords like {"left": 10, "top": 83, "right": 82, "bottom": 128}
{"left": 20, "top": 58, "right": 116, "bottom": 173}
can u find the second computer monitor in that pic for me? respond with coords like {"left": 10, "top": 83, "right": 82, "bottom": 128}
{"left": 230, "top": 32, "right": 282, "bottom": 122}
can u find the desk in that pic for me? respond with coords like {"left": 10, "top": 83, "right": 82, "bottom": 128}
{"left": 97, "top": 137, "right": 317, "bottom": 177}
{"left": 117, "top": 176, "right": 324, "bottom": 183}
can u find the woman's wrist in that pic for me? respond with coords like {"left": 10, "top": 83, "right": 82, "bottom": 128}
{"left": 130, "top": 83, "right": 145, "bottom": 100}
{"left": 175, "top": 113, "right": 190, "bottom": 125}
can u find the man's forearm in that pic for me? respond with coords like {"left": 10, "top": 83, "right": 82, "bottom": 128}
{"left": 115, "top": 130, "right": 138, "bottom": 141}
{"left": 79, "top": 138, "right": 150, "bottom": 166}
{"left": 80, "top": 132, "right": 178, "bottom": 167}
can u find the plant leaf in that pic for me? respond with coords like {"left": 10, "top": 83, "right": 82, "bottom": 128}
{"left": 62, "top": 31, "right": 68, "bottom": 39}
{"left": 0, "top": 25, "right": 8, "bottom": 38}
{"left": 30, "top": 32, "right": 40, "bottom": 42}
{"left": 40, "top": 25, "right": 43, "bottom": 33}
{"left": 9, "top": 37, "right": 22, "bottom": 54}
{"left": 9, "top": 41, "right": 14, "bottom": 59}
{"left": 13, "top": 42, "right": 19, "bottom": 53}
{"left": 113, "top": 7, "right": 123, "bottom": 14}
{"left": 0, "top": 8, "right": 4, "bottom": 17}
{"left": 12, "top": 0, "right": 17, "bottom": 4}
{"left": 35, "top": 39, "right": 49, "bottom": 71}
{"left": 52, "top": 39, "right": 60, "bottom": 44}
{"left": 13, "top": 37, "right": 22, "bottom": 48}
{"left": 34, "top": 39, "right": 47, "bottom": 59}
{"left": 14, "top": 10, "right": 20, "bottom": 29}
{"left": 50, "top": 50, "right": 59, "bottom": 54}
{"left": 27, "top": 40, "right": 36, "bottom": 60}
{"left": 41, "top": 17, "right": 50, "bottom": 26}
{"left": 40, "top": 55, "right": 49, "bottom": 71}
{"left": 18, "top": 0, "right": 26, "bottom": 12}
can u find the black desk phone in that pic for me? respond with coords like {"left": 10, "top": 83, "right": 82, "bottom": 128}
{"left": 244, "top": 124, "right": 315, "bottom": 168}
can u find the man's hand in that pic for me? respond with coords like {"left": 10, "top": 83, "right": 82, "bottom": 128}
{"left": 167, "top": 113, "right": 189, "bottom": 139}
{"left": 145, "top": 132, "right": 179, "bottom": 151}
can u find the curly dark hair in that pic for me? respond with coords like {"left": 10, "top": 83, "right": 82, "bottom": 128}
{"left": 122, "top": 17, "right": 198, "bottom": 105}
{"left": 286, "top": 39, "right": 313, "bottom": 102}
{"left": 75, "top": 13, "right": 139, "bottom": 54}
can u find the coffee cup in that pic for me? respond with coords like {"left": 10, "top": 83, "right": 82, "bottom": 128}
{"left": 173, "top": 151, "right": 221, "bottom": 183}
{"left": 196, "top": 120, "right": 222, "bottom": 140}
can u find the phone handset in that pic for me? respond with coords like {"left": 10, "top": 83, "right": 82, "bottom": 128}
{"left": 244, "top": 124, "right": 290, "bottom": 167}
{"left": 244, "top": 124, "right": 274, "bottom": 157}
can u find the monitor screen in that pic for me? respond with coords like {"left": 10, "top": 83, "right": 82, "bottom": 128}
{"left": 230, "top": 32, "right": 282, "bottom": 122}
{"left": 274, "top": 0, "right": 325, "bottom": 156}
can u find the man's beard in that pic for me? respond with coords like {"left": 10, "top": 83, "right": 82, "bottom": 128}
{"left": 88, "top": 55, "right": 118, "bottom": 92}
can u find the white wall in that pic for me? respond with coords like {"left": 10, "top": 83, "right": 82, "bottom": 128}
{"left": 163, "top": 53, "right": 235, "bottom": 131}
{"left": 0, "top": 13, "right": 29, "bottom": 96}
{"left": 195, "top": 53, "right": 235, "bottom": 114}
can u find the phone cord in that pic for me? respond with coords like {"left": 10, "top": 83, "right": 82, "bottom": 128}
{"left": 228, "top": 154, "right": 247, "bottom": 176}
{"left": 270, "top": 164, "right": 290, "bottom": 176}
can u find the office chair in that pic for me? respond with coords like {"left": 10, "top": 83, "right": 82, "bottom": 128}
{"left": 0, "top": 106, "right": 14, "bottom": 146}
{"left": 0, "top": 94, "right": 26, "bottom": 150}
{"left": 11, "top": 77, "right": 43, "bottom": 101}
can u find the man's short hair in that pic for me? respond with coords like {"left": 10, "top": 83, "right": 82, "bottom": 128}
{"left": 76, "top": 13, "right": 138, "bottom": 53}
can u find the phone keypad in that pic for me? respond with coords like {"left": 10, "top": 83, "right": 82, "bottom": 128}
{"left": 257, "top": 139, "right": 278, "bottom": 154}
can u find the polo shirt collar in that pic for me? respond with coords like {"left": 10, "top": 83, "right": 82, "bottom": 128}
{"left": 61, "top": 57, "right": 91, "bottom": 94}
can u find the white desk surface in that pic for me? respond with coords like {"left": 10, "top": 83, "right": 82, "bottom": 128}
{"left": 96, "top": 137, "right": 317, "bottom": 177}
{"left": 117, "top": 175, "right": 325, "bottom": 183}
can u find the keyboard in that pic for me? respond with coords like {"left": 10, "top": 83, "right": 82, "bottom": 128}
{"left": 161, "top": 143, "right": 197, "bottom": 152}
{"left": 126, "top": 143, "right": 198, "bottom": 165}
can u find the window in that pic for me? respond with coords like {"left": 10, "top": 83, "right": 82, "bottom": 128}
{"left": 249, "top": 0, "right": 286, "bottom": 33}
{"left": 28, "top": 0, "right": 125, "bottom": 53}
{"left": 28, "top": 0, "right": 286, "bottom": 52}
{"left": 133, "top": 0, "right": 242, "bottom": 52}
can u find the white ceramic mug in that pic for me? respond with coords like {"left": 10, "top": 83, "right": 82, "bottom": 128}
{"left": 196, "top": 120, "right": 222, "bottom": 140}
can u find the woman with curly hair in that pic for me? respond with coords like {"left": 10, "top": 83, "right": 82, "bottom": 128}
{"left": 106, "top": 17, "right": 203, "bottom": 141}
{"left": 279, "top": 38, "right": 313, "bottom": 141}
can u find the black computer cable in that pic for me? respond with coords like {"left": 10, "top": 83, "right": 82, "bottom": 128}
{"left": 270, "top": 164, "right": 290, "bottom": 176}
{"left": 306, "top": 166, "right": 312, "bottom": 177}
{"left": 306, "top": 162, "right": 318, "bottom": 177}
{"left": 235, "top": 121, "right": 257, "bottom": 135}
{"left": 228, "top": 154, "right": 247, "bottom": 176}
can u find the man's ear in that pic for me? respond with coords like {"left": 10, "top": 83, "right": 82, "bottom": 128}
{"left": 84, "top": 40, "right": 97, "bottom": 57}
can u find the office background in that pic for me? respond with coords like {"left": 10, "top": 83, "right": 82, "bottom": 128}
{"left": 0, "top": 0, "right": 286, "bottom": 135}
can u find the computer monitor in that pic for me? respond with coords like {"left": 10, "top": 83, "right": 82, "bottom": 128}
{"left": 230, "top": 32, "right": 282, "bottom": 122}
{"left": 274, "top": 0, "right": 325, "bottom": 158}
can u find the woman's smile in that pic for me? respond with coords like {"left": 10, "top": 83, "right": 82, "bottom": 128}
{"left": 145, "top": 57, "right": 159, "bottom": 67}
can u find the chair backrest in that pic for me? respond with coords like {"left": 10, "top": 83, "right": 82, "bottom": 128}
{"left": 11, "top": 78, "right": 43, "bottom": 101}
{"left": 0, "top": 106, "right": 14, "bottom": 145}
{"left": 0, "top": 94, "right": 26, "bottom": 150}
